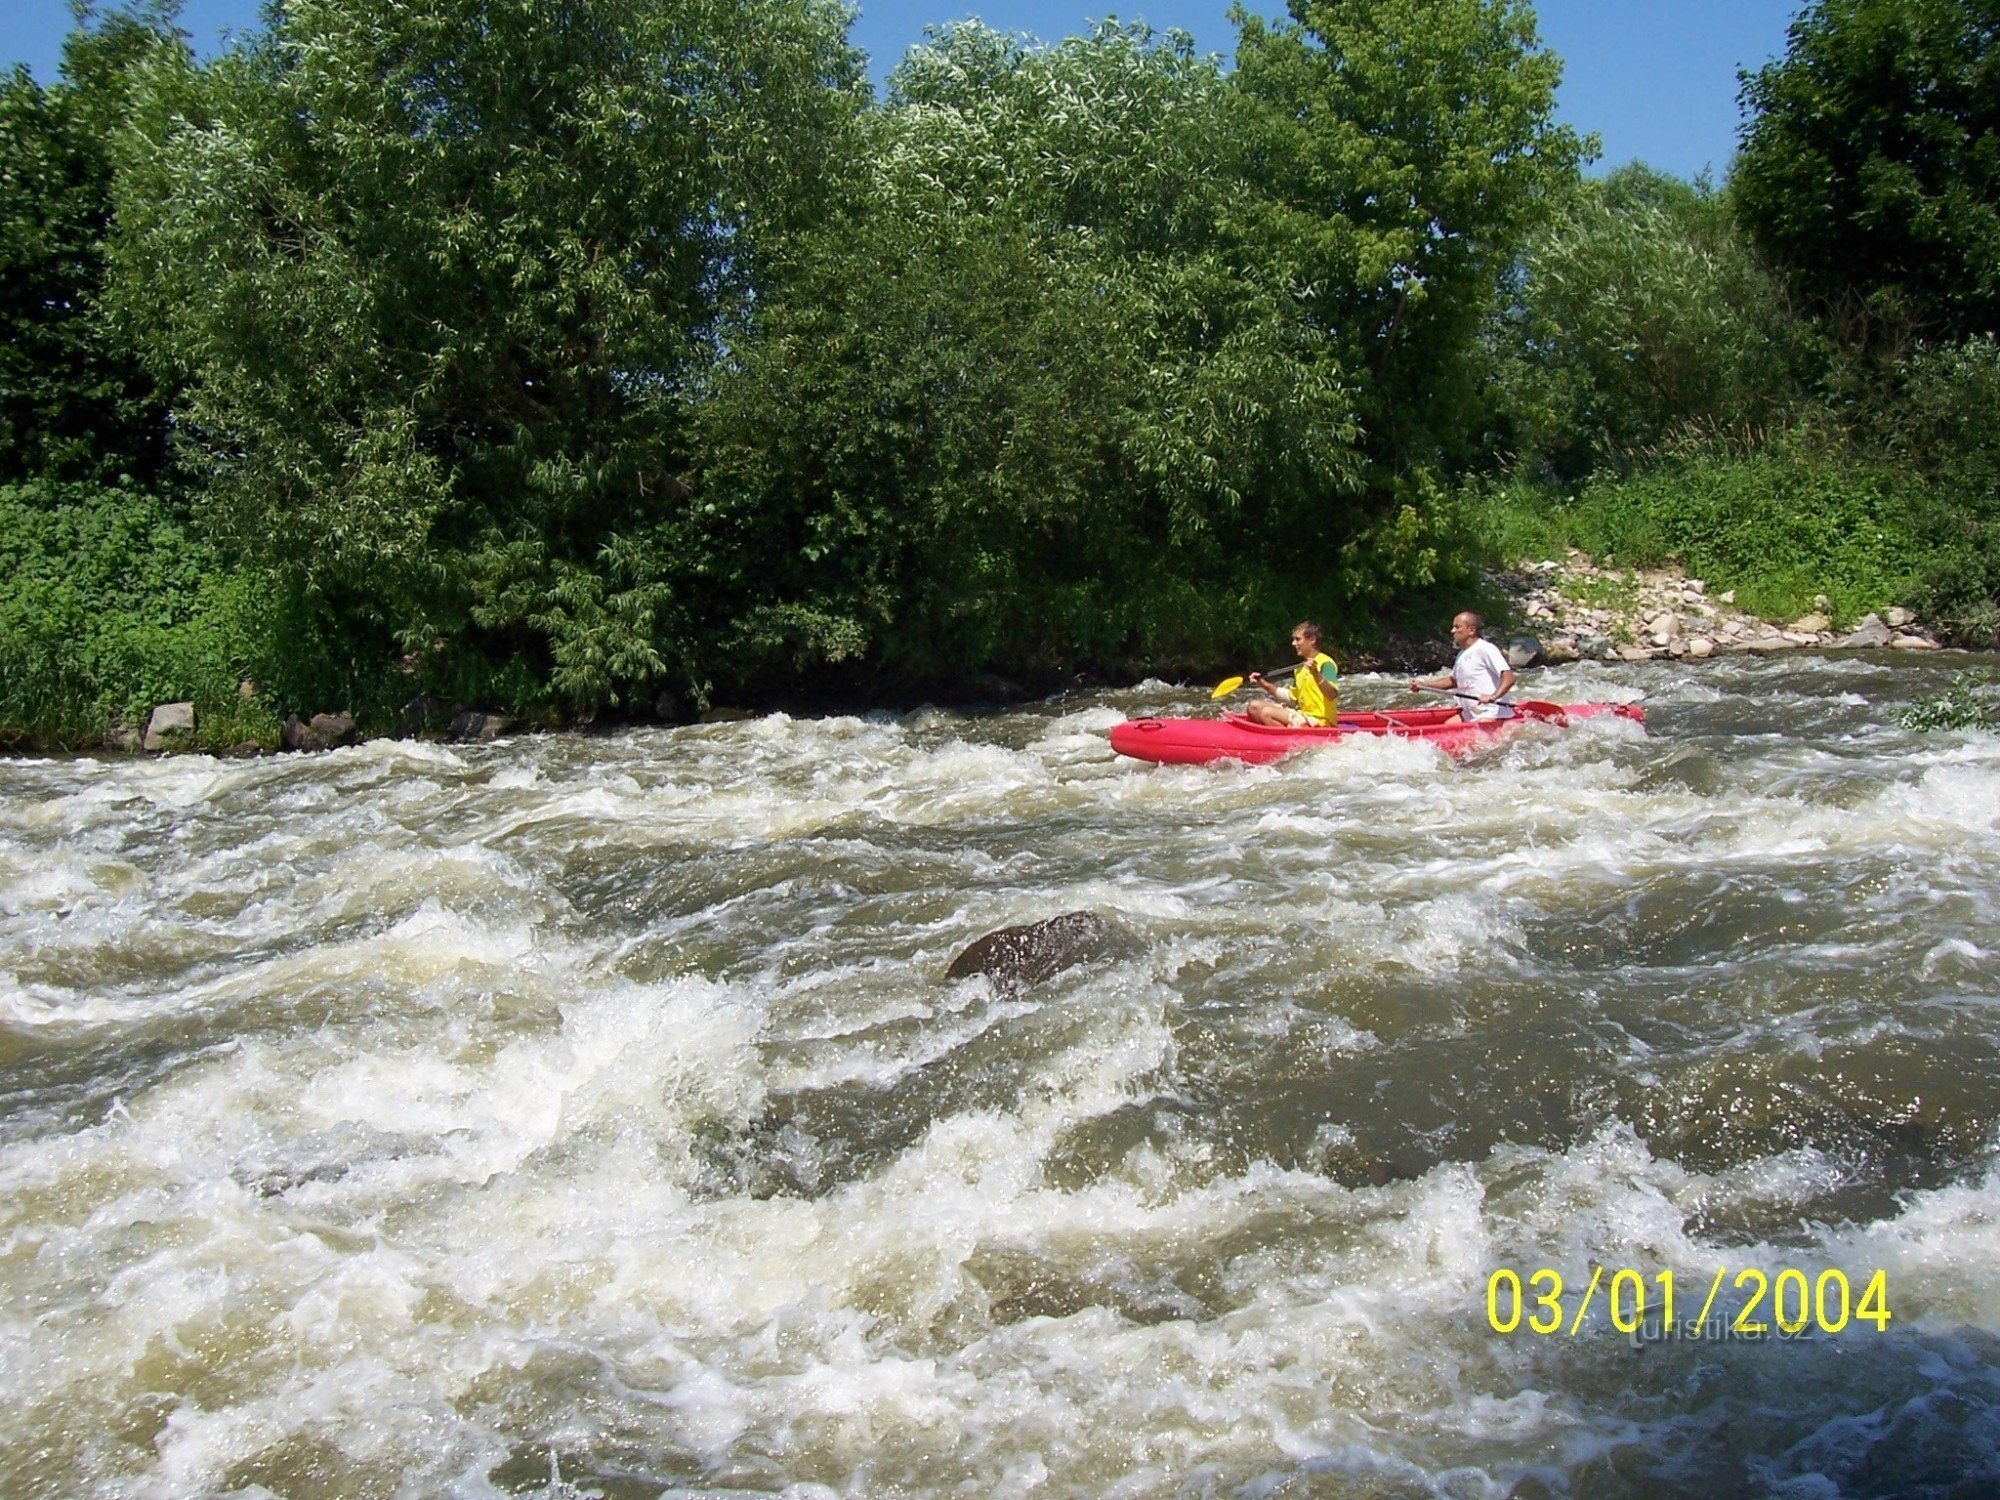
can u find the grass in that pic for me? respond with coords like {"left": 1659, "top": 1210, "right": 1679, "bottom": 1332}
{"left": 1459, "top": 452, "right": 1927, "bottom": 627}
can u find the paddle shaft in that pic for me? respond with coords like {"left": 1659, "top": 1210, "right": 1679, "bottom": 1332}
{"left": 1415, "top": 684, "right": 1515, "bottom": 706}
{"left": 1210, "top": 661, "right": 1323, "bottom": 700}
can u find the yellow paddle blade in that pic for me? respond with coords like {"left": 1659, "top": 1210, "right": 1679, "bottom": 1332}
{"left": 1209, "top": 675, "right": 1246, "bottom": 700}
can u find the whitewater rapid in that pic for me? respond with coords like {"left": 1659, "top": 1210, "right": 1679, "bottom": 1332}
{"left": 3, "top": 653, "right": 1998, "bottom": 1497}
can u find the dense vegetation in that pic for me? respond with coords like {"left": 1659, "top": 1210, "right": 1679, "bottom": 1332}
{"left": 2, "top": 0, "right": 1996, "bottom": 746}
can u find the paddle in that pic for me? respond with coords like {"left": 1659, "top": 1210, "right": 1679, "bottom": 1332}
{"left": 1209, "top": 663, "right": 1306, "bottom": 701}
{"left": 1413, "top": 684, "right": 1514, "bottom": 706}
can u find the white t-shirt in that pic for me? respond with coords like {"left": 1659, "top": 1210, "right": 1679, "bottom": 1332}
{"left": 1453, "top": 638, "right": 1514, "bottom": 720}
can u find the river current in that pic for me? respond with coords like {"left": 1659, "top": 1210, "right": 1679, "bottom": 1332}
{"left": 4, "top": 653, "right": 1999, "bottom": 1498}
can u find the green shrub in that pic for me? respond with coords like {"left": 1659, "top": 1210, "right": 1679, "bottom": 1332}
{"left": 1900, "top": 673, "right": 1993, "bottom": 731}
{"left": 1465, "top": 453, "right": 1925, "bottom": 624}
{"left": 0, "top": 480, "right": 281, "bottom": 746}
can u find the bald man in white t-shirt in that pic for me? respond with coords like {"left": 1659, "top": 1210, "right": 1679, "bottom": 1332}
{"left": 1408, "top": 611, "right": 1515, "bottom": 722}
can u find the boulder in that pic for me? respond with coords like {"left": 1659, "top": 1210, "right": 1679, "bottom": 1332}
{"left": 1891, "top": 634, "right": 1939, "bottom": 651}
{"left": 1505, "top": 635, "right": 1542, "bottom": 669}
{"left": 1687, "top": 637, "right": 1715, "bottom": 659}
{"left": 1788, "top": 613, "right": 1832, "bottom": 634}
{"left": 224, "top": 741, "right": 265, "bottom": 758}
{"left": 946, "top": 911, "right": 1119, "bottom": 995}
{"left": 1886, "top": 606, "right": 1916, "bottom": 628}
{"left": 1718, "top": 590, "right": 1737, "bottom": 604}
{"left": 449, "top": 710, "right": 517, "bottom": 740}
{"left": 283, "top": 711, "right": 358, "bottom": 752}
{"left": 142, "top": 702, "right": 196, "bottom": 751}
{"left": 1541, "top": 636, "right": 1581, "bottom": 665}
{"left": 403, "top": 691, "right": 450, "bottom": 733}
{"left": 1617, "top": 644, "right": 1654, "bottom": 662}
{"left": 1838, "top": 613, "right": 1893, "bottom": 649}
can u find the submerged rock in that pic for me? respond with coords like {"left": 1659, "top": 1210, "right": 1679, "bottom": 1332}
{"left": 946, "top": 911, "right": 1119, "bottom": 994}
{"left": 448, "top": 710, "right": 516, "bottom": 741}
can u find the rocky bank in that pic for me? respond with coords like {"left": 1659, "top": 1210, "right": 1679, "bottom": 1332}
{"left": 1489, "top": 551, "right": 1940, "bottom": 667}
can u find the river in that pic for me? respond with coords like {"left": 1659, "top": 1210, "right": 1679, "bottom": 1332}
{"left": 4, "top": 653, "right": 1998, "bottom": 1498}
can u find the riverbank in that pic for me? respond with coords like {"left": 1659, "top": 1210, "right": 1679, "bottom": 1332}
{"left": 1484, "top": 551, "right": 1942, "bottom": 667}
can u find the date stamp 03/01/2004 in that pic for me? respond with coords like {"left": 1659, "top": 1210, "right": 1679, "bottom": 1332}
{"left": 1485, "top": 1267, "right": 1893, "bottom": 1342}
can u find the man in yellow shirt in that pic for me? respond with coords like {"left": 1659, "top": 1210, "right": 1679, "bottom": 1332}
{"left": 1246, "top": 621, "right": 1339, "bottom": 726}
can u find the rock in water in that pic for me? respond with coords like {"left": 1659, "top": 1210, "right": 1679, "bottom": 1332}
{"left": 1838, "top": 613, "right": 1892, "bottom": 648}
{"left": 284, "top": 711, "right": 358, "bottom": 752}
{"left": 946, "top": 911, "right": 1117, "bottom": 993}
{"left": 448, "top": 710, "right": 516, "bottom": 741}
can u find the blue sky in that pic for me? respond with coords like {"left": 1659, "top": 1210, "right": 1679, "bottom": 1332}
{"left": 6, "top": 1, "right": 1803, "bottom": 180}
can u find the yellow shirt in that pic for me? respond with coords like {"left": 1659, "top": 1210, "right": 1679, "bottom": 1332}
{"left": 1291, "top": 653, "right": 1339, "bottom": 724}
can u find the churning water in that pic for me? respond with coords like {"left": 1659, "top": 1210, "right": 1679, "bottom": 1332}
{"left": 4, "top": 653, "right": 1999, "bottom": 1498}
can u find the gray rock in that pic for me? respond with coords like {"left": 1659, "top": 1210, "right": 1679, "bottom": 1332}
{"left": 1886, "top": 606, "right": 1916, "bottom": 628}
{"left": 283, "top": 711, "right": 358, "bottom": 752}
{"left": 403, "top": 691, "right": 449, "bottom": 733}
{"left": 224, "top": 741, "right": 265, "bottom": 758}
{"left": 1687, "top": 637, "right": 1715, "bottom": 659}
{"left": 105, "top": 722, "right": 142, "bottom": 754}
{"left": 1838, "top": 614, "right": 1892, "bottom": 649}
{"left": 946, "top": 912, "right": 1119, "bottom": 995}
{"left": 1505, "top": 635, "right": 1542, "bottom": 669}
{"left": 1541, "top": 637, "right": 1580, "bottom": 665}
{"left": 143, "top": 702, "right": 196, "bottom": 751}
{"left": 1575, "top": 633, "right": 1614, "bottom": 660}
{"left": 1789, "top": 613, "right": 1832, "bottom": 634}
{"left": 1616, "top": 644, "right": 1654, "bottom": 662}
{"left": 1891, "top": 634, "right": 1939, "bottom": 651}
{"left": 449, "top": 710, "right": 517, "bottom": 740}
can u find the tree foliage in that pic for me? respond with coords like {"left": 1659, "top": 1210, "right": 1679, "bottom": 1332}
{"left": 0, "top": 6, "right": 178, "bottom": 486}
{"left": 694, "top": 23, "right": 1375, "bottom": 686}
{"left": 1231, "top": 0, "right": 1588, "bottom": 480}
{"left": 110, "top": 0, "right": 864, "bottom": 708}
{"left": 1735, "top": 0, "right": 2000, "bottom": 352}
{"left": 1493, "top": 164, "right": 1814, "bottom": 479}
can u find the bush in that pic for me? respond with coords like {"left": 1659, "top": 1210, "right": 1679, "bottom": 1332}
{"left": 0, "top": 480, "right": 281, "bottom": 746}
{"left": 1465, "top": 452, "right": 1925, "bottom": 624}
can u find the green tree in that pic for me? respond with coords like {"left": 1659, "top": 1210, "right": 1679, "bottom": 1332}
{"left": 1493, "top": 163, "right": 1814, "bottom": 480}
{"left": 110, "top": 0, "right": 863, "bottom": 711}
{"left": 1230, "top": 0, "right": 1589, "bottom": 484}
{"left": 693, "top": 23, "right": 1364, "bottom": 687}
{"left": 1735, "top": 0, "right": 2000, "bottom": 353}
{"left": 0, "top": 4, "right": 179, "bottom": 485}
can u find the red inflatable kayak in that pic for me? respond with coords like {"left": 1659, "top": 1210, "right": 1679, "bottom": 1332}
{"left": 1109, "top": 701, "right": 1644, "bottom": 765}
